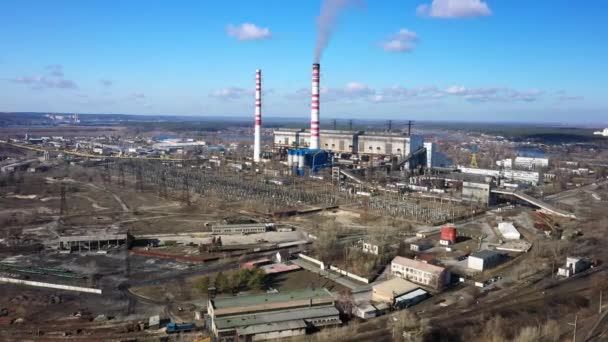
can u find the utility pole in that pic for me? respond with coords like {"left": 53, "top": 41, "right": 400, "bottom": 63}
{"left": 332, "top": 119, "right": 337, "bottom": 130}
{"left": 568, "top": 314, "right": 577, "bottom": 342}
{"left": 348, "top": 119, "right": 353, "bottom": 131}
{"left": 407, "top": 120, "right": 413, "bottom": 136}
{"left": 601, "top": 290, "right": 604, "bottom": 314}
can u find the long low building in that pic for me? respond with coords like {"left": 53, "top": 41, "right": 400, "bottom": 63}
{"left": 211, "top": 223, "right": 273, "bottom": 235}
{"left": 208, "top": 288, "right": 341, "bottom": 341}
{"left": 458, "top": 166, "right": 543, "bottom": 185}
{"left": 59, "top": 230, "right": 130, "bottom": 252}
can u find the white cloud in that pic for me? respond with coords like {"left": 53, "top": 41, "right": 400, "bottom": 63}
{"left": 210, "top": 87, "right": 253, "bottom": 100}
{"left": 417, "top": 0, "right": 492, "bottom": 18}
{"left": 100, "top": 79, "right": 113, "bottom": 87}
{"left": 46, "top": 64, "right": 64, "bottom": 77}
{"left": 11, "top": 75, "right": 77, "bottom": 90}
{"left": 444, "top": 85, "right": 543, "bottom": 102}
{"left": 323, "top": 82, "right": 376, "bottom": 101}
{"left": 373, "top": 86, "right": 444, "bottom": 102}
{"left": 285, "top": 83, "right": 548, "bottom": 104}
{"left": 382, "top": 29, "right": 418, "bottom": 53}
{"left": 227, "top": 23, "right": 272, "bottom": 41}
{"left": 130, "top": 92, "right": 146, "bottom": 100}
{"left": 10, "top": 65, "right": 77, "bottom": 90}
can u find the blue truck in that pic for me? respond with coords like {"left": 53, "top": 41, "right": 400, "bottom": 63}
{"left": 166, "top": 322, "right": 196, "bottom": 334}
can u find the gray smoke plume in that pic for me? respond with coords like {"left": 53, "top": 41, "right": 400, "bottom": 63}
{"left": 314, "top": 0, "right": 357, "bottom": 63}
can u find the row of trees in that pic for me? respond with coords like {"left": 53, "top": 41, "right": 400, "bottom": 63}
{"left": 196, "top": 268, "right": 268, "bottom": 295}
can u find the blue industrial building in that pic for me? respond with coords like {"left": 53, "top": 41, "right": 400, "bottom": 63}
{"left": 287, "top": 148, "right": 331, "bottom": 176}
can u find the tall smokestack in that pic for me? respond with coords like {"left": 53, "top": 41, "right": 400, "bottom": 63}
{"left": 310, "top": 63, "right": 320, "bottom": 149}
{"left": 254, "top": 69, "right": 262, "bottom": 162}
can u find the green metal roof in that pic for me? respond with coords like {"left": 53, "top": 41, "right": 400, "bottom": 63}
{"left": 212, "top": 288, "right": 333, "bottom": 310}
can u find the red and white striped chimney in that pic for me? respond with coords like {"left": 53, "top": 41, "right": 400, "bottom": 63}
{"left": 253, "top": 69, "right": 262, "bottom": 162}
{"left": 310, "top": 63, "right": 320, "bottom": 149}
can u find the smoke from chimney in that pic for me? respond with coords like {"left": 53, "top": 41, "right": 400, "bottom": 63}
{"left": 314, "top": 0, "right": 355, "bottom": 63}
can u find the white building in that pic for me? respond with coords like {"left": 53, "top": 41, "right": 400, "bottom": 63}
{"left": 593, "top": 128, "right": 608, "bottom": 137}
{"left": 514, "top": 157, "right": 549, "bottom": 170}
{"left": 558, "top": 257, "right": 590, "bottom": 277}
{"left": 424, "top": 142, "right": 436, "bottom": 168}
{"left": 502, "top": 169, "right": 543, "bottom": 185}
{"left": 362, "top": 241, "right": 380, "bottom": 255}
{"left": 496, "top": 158, "right": 513, "bottom": 169}
{"left": 458, "top": 167, "right": 500, "bottom": 177}
{"left": 390, "top": 256, "right": 450, "bottom": 290}
{"left": 497, "top": 222, "right": 521, "bottom": 240}
{"left": 467, "top": 250, "right": 503, "bottom": 271}
{"left": 459, "top": 166, "right": 542, "bottom": 185}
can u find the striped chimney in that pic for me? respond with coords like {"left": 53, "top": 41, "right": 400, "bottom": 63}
{"left": 253, "top": 69, "right": 262, "bottom": 162}
{"left": 310, "top": 63, "right": 320, "bottom": 149}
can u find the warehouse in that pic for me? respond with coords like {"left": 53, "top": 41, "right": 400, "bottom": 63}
{"left": 58, "top": 228, "right": 130, "bottom": 252}
{"left": 372, "top": 277, "right": 427, "bottom": 307}
{"left": 467, "top": 250, "right": 503, "bottom": 271}
{"left": 207, "top": 288, "right": 340, "bottom": 341}
{"left": 390, "top": 256, "right": 450, "bottom": 290}
{"left": 497, "top": 221, "right": 521, "bottom": 240}
{"left": 514, "top": 157, "right": 549, "bottom": 170}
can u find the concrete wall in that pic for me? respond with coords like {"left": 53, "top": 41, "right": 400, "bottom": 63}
{"left": 462, "top": 181, "right": 492, "bottom": 205}
{"left": 329, "top": 265, "right": 370, "bottom": 284}
{"left": 252, "top": 328, "right": 306, "bottom": 341}
{"left": 0, "top": 277, "right": 102, "bottom": 294}
{"left": 298, "top": 254, "right": 325, "bottom": 270}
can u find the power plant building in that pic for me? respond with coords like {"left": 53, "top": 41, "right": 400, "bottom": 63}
{"left": 274, "top": 129, "right": 424, "bottom": 167}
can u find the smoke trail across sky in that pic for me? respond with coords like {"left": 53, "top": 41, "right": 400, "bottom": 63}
{"left": 314, "top": 0, "right": 360, "bottom": 63}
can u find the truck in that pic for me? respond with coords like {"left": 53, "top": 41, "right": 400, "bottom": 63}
{"left": 166, "top": 322, "right": 196, "bottom": 334}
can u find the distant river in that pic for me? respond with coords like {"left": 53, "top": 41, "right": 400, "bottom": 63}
{"left": 516, "top": 147, "right": 545, "bottom": 158}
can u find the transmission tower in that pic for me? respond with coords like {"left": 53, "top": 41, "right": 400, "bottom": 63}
{"left": 118, "top": 164, "right": 125, "bottom": 187}
{"left": 59, "top": 183, "right": 68, "bottom": 217}
{"left": 135, "top": 167, "right": 144, "bottom": 192}
{"left": 183, "top": 176, "right": 191, "bottom": 206}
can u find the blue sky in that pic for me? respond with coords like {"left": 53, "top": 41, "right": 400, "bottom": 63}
{"left": 1, "top": 0, "right": 607, "bottom": 123}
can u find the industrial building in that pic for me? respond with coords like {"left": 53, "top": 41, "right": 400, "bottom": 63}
{"left": 410, "top": 240, "right": 433, "bottom": 252}
{"left": 558, "top": 257, "right": 591, "bottom": 277}
{"left": 390, "top": 256, "right": 450, "bottom": 290}
{"left": 594, "top": 128, "right": 608, "bottom": 137}
{"left": 58, "top": 229, "right": 130, "bottom": 252}
{"left": 502, "top": 169, "right": 543, "bottom": 185}
{"left": 274, "top": 129, "right": 426, "bottom": 169}
{"left": 462, "top": 176, "right": 495, "bottom": 205}
{"left": 440, "top": 225, "right": 457, "bottom": 246}
{"left": 495, "top": 158, "right": 513, "bottom": 169}
{"left": 514, "top": 157, "right": 549, "bottom": 170}
{"left": 467, "top": 250, "right": 503, "bottom": 271}
{"left": 459, "top": 166, "right": 543, "bottom": 186}
{"left": 211, "top": 223, "right": 272, "bottom": 235}
{"left": 287, "top": 148, "right": 331, "bottom": 174}
{"left": 207, "top": 288, "right": 341, "bottom": 341}
{"left": 372, "top": 277, "right": 428, "bottom": 308}
{"left": 497, "top": 221, "right": 521, "bottom": 240}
